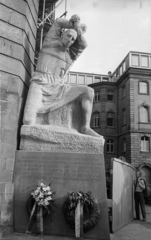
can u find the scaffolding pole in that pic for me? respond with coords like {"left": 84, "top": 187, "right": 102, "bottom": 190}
{"left": 40, "top": 0, "right": 46, "bottom": 49}
{"left": 38, "top": 0, "right": 65, "bottom": 28}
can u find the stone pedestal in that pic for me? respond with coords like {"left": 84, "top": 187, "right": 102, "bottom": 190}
{"left": 20, "top": 125, "right": 104, "bottom": 153}
{"left": 13, "top": 151, "right": 110, "bottom": 240}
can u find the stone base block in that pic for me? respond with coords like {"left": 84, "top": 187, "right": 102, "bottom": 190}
{"left": 14, "top": 151, "right": 110, "bottom": 240}
{"left": 20, "top": 125, "right": 104, "bottom": 153}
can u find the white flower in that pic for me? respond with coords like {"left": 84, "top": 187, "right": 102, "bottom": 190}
{"left": 31, "top": 183, "right": 54, "bottom": 206}
{"left": 35, "top": 190, "right": 39, "bottom": 195}
{"left": 47, "top": 196, "right": 52, "bottom": 201}
{"left": 48, "top": 191, "right": 52, "bottom": 195}
{"left": 44, "top": 199, "right": 49, "bottom": 205}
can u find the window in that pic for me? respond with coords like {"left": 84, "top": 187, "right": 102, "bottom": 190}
{"left": 141, "top": 136, "right": 149, "bottom": 152}
{"left": 102, "top": 77, "right": 109, "bottom": 82}
{"left": 123, "top": 138, "right": 126, "bottom": 152}
{"left": 93, "top": 113, "right": 100, "bottom": 127}
{"left": 141, "top": 55, "right": 149, "bottom": 68}
{"left": 131, "top": 54, "right": 139, "bottom": 66}
{"left": 123, "top": 109, "right": 126, "bottom": 125}
{"left": 94, "top": 77, "right": 101, "bottom": 83}
{"left": 70, "top": 74, "right": 77, "bottom": 84}
{"left": 120, "top": 65, "right": 122, "bottom": 76}
{"left": 122, "top": 85, "right": 126, "bottom": 98}
{"left": 87, "top": 76, "right": 93, "bottom": 85}
{"left": 107, "top": 90, "right": 114, "bottom": 101}
{"left": 139, "top": 106, "right": 149, "bottom": 122}
{"left": 139, "top": 81, "right": 148, "bottom": 94}
{"left": 94, "top": 91, "right": 100, "bottom": 102}
{"left": 78, "top": 75, "right": 85, "bottom": 85}
{"left": 107, "top": 112, "right": 114, "bottom": 127}
{"left": 106, "top": 139, "right": 114, "bottom": 153}
{"left": 123, "top": 61, "right": 126, "bottom": 72}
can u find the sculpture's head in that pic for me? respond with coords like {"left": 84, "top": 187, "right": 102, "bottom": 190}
{"left": 61, "top": 29, "right": 77, "bottom": 48}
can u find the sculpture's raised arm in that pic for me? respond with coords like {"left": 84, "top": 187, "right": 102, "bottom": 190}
{"left": 42, "top": 14, "right": 87, "bottom": 58}
{"left": 69, "top": 23, "right": 87, "bottom": 61}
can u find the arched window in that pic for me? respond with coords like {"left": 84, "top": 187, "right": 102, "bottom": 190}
{"left": 93, "top": 113, "right": 100, "bottom": 127}
{"left": 141, "top": 136, "right": 150, "bottom": 152}
{"left": 139, "top": 81, "right": 148, "bottom": 94}
{"left": 94, "top": 91, "right": 100, "bottom": 102}
{"left": 107, "top": 90, "right": 114, "bottom": 101}
{"left": 107, "top": 112, "right": 114, "bottom": 127}
{"left": 139, "top": 106, "right": 149, "bottom": 122}
{"left": 106, "top": 139, "right": 114, "bottom": 153}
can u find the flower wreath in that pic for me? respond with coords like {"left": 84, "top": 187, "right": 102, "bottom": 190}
{"left": 26, "top": 182, "right": 55, "bottom": 218}
{"left": 26, "top": 182, "right": 56, "bottom": 233}
{"left": 63, "top": 191, "right": 100, "bottom": 231}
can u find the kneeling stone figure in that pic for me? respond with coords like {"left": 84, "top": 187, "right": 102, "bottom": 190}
{"left": 22, "top": 14, "right": 104, "bottom": 145}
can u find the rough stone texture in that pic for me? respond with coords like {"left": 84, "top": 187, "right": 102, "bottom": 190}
{"left": 20, "top": 101, "right": 104, "bottom": 153}
{"left": 36, "top": 101, "right": 82, "bottom": 132}
{"left": 20, "top": 125, "right": 104, "bottom": 153}
{"left": 0, "top": 0, "right": 39, "bottom": 229}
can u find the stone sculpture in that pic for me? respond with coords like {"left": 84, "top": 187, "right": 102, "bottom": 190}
{"left": 20, "top": 14, "right": 104, "bottom": 152}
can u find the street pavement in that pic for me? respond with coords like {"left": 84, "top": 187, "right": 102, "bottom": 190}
{"left": 0, "top": 205, "right": 151, "bottom": 240}
{"left": 110, "top": 205, "right": 151, "bottom": 240}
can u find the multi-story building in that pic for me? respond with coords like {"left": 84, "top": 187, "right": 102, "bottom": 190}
{"left": 68, "top": 51, "right": 151, "bottom": 173}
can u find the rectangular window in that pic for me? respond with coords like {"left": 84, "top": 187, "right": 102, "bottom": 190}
{"left": 123, "top": 61, "right": 126, "bottom": 72}
{"left": 102, "top": 77, "right": 109, "bottom": 82}
{"left": 141, "top": 136, "right": 149, "bottom": 152}
{"left": 141, "top": 55, "right": 149, "bottom": 68}
{"left": 122, "top": 85, "right": 126, "bottom": 98}
{"left": 107, "top": 90, "right": 114, "bottom": 101}
{"left": 93, "top": 113, "right": 100, "bottom": 127}
{"left": 123, "top": 138, "right": 126, "bottom": 152}
{"left": 94, "top": 77, "right": 101, "bottom": 83}
{"left": 87, "top": 76, "right": 93, "bottom": 85}
{"left": 78, "top": 75, "right": 85, "bottom": 85}
{"left": 120, "top": 66, "right": 122, "bottom": 76}
{"left": 123, "top": 109, "right": 126, "bottom": 125}
{"left": 107, "top": 113, "right": 114, "bottom": 127}
{"left": 106, "top": 139, "right": 114, "bottom": 153}
{"left": 94, "top": 91, "right": 100, "bottom": 102}
{"left": 139, "top": 82, "right": 148, "bottom": 94}
{"left": 70, "top": 74, "right": 77, "bottom": 84}
{"left": 131, "top": 54, "right": 139, "bottom": 66}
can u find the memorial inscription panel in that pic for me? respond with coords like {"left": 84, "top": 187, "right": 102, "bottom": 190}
{"left": 15, "top": 153, "right": 103, "bottom": 182}
{"left": 14, "top": 151, "right": 110, "bottom": 240}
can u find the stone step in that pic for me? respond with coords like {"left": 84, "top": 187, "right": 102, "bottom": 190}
{"left": 1, "top": 232, "right": 91, "bottom": 240}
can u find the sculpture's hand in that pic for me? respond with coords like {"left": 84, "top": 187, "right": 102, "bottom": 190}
{"left": 70, "top": 14, "right": 80, "bottom": 24}
{"left": 80, "top": 23, "right": 87, "bottom": 34}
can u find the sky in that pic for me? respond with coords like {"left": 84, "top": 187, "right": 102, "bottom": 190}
{"left": 55, "top": 0, "right": 151, "bottom": 75}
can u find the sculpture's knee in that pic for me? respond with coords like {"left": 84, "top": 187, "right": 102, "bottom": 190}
{"left": 23, "top": 82, "right": 42, "bottom": 125}
{"left": 84, "top": 86, "right": 94, "bottom": 100}
{"left": 23, "top": 111, "right": 37, "bottom": 125}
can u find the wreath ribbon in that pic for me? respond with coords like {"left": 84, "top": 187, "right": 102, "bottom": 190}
{"left": 63, "top": 191, "right": 100, "bottom": 232}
